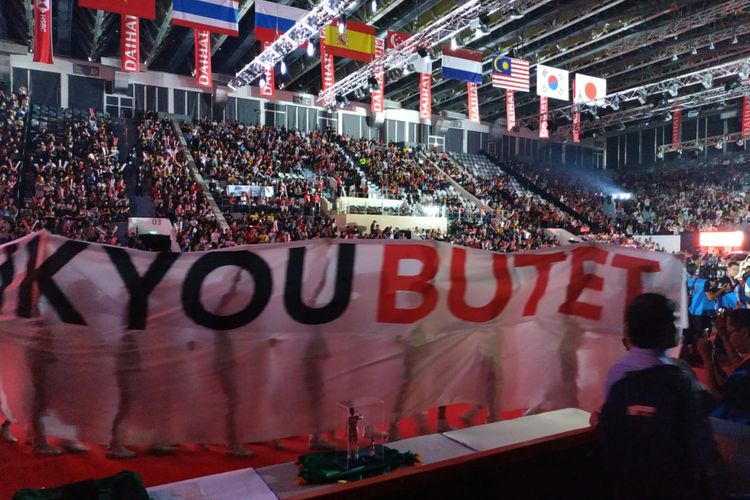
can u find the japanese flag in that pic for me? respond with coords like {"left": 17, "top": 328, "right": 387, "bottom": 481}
{"left": 536, "top": 64, "right": 569, "bottom": 101}
{"left": 574, "top": 73, "right": 607, "bottom": 104}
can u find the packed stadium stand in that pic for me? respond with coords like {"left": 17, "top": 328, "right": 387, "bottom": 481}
{"left": 2, "top": 0, "right": 750, "bottom": 498}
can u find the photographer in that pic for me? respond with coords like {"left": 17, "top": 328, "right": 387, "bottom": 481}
{"left": 717, "top": 262, "right": 741, "bottom": 310}
{"left": 687, "top": 268, "right": 728, "bottom": 353}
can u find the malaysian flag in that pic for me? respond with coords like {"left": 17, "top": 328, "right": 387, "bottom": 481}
{"left": 492, "top": 56, "right": 529, "bottom": 92}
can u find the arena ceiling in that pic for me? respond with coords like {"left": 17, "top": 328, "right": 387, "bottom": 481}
{"left": 1, "top": 0, "right": 749, "bottom": 133}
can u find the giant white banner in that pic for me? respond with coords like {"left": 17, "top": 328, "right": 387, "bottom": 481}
{"left": 0, "top": 232, "right": 684, "bottom": 445}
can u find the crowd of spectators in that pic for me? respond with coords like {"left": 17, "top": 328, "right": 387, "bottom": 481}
{"left": 0, "top": 97, "right": 127, "bottom": 245}
{"left": 0, "top": 90, "right": 27, "bottom": 244}
{"left": 505, "top": 158, "right": 750, "bottom": 235}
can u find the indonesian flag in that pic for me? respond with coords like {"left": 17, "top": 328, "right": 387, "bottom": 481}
{"left": 574, "top": 73, "right": 607, "bottom": 104}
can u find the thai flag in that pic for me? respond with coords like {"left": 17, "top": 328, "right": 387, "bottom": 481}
{"left": 255, "top": 0, "right": 309, "bottom": 43}
{"left": 172, "top": 0, "right": 239, "bottom": 37}
{"left": 441, "top": 46, "right": 483, "bottom": 84}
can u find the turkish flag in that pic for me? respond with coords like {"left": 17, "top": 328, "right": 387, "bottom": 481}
{"left": 79, "top": 0, "right": 156, "bottom": 20}
{"left": 386, "top": 31, "right": 410, "bottom": 50}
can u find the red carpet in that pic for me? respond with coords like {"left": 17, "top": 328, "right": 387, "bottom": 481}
{"left": 0, "top": 405, "right": 525, "bottom": 498}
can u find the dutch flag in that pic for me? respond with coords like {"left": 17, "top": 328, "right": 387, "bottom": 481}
{"left": 441, "top": 46, "right": 483, "bottom": 84}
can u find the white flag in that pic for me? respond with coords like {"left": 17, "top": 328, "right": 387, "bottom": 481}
{"left": 574, "top": 73, "right": 607, "bottom": 104}
{"left": 536, "top": 64, "right": 569, "bottom": 101}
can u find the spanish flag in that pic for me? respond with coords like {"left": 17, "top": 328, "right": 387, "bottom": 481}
{"left": 324, "top": 20, "right": 375, "bottom": 62}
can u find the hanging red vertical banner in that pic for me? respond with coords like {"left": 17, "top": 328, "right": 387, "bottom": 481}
{"left": 33, "top": 0, "right": 53, "bottom": 64}
{"left": 573, "top": 105, "right": 581, "bottom": 143}
{"left": 506, "top": 90, "right": 516, "bottom": 131}
{"left": 260, "top": 41, "right": 275, "bottom": 98}
{"left": 539, "top": 96, "right": 549, "bottom": 139}
{"left": 672, "top": 108, "right": 682, "bottom": 145}
{"left": 120, "top": 15, "right": 140, "bottom": 72}
{"left": 320, "top": 29, "right": 335, "bottom": 97}
{"left": 194, "top": 30, "right": 212, "bottom": 88}
{"left": 742, "top": 96, "right": 750, "bottom": 139}
{"left": 467, "top": 82, "right": 480, "bottom": 123}
{"left": 419, "top": 73, "right": 432, "bottom": 121}
{"left": 371, "top": 38, "right": 385, "bottom": 113}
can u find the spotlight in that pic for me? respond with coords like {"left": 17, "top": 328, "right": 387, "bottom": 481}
{"left": 697, "top": 143, "right": 704, "bottom": 152}
{"left": 617, "top": 123, "right": 626, "bottom": 131}
{"left": 739, "top": 63, "right": 750, "bottom": 80}
{"left": 732, "top": 32, "right": 738, "bottom": 44}
{"left": 259, "top": 76, "right": 266, "bottom": 88}
{"left": 509, "top": 7, "right": 524, "bottom": 20}
{"left": 657, "top": 149, "right": 664, "bottom": 159}
{"left": 450, "top": 37, "right": 457, "bottom": 50}
{"left": 691, "top": 46, "right": 697, "bottom": 55}
{"left": 417, "top": 47, "right": 429, "bottom": 58}
{"left": 307, "top": 41, "right": 315, "bottom": 57}
{"left": 338, "top": 16, "right": 346, "bottom": 36}
{"left": 610, "top": 96, "right": 620, "bottom": 111}
{"left": 671, "top": 53, "right": 678, "bottom": 62}
{"left": 354, "top": 88, "right": 365, "bottom": 100}
{"left": 709, "top": 40, "right": 715, "bottom": 50}
{"left": 664, "top": 111, "right": 672, "bottom": 122}
{"left": 701, "top": 73, "right": 713, "bottom": 89}
{"left": 666, "top": 82, "right": 678, "bottom": 97}
{"left": 637, "top": 89, "right": 648, "bottom": 104}
{"left": 368, "top": 76, "right": 379, "bottom": 92}
{"left": 280, "top": 60, "right": 287, "bottom": 75}
{"left": 371, "top": 0, "right": 377, "bottom": 13}
{"left": 737, "top": 138, "right": 744, "bottom": 147}
{"left": 716, "top": 139, "right": 724, "bottom": 149}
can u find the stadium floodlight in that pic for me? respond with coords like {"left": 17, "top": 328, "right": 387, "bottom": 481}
{"left": 637, "top": 89, "right": 648, "bottom": 104}
{"left": 259, "top": 76, "right": 266, "bottom": 88}
{"left": 666, "top": 82, "right": 679, "bottom": 97}
{"left": 307, "top": 41, "right": 315, "bottom": 57}
{"left": 739, "top": 63, "right": 750, "bottom": 80}
{"left": 671, "top": 53, "right": 678, "bottom": 62}
{"left": 450, "top": 37, "right": 458, "bottom": 50}
{"left": 691, "top": 46, "right": 697, "bottom": 55}
{"left": 371, "top": 0, "right": 377, "bottom": 13}
{"left": 609, "top": 96, "right": 620, "bottom": 111}
{"left": 338, "top": 15, "right": 347, "bottom": 35}
{"left": 280, "top": 60, "right": 287, "bottom": 75}
{"left": 701, "top": 73, "right": 713, "bottom": 89}
{"left": 716, "top": 138, "right": 724, "bottom": 149}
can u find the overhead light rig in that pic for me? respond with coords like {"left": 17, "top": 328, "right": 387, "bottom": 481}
{"left": 472, "top": 0, "right": 750, "bottom": 120}
{"left": 315, "top": 0, "right": 526, "bottom": 105}
{"left": 658, "top": 131, "right": 747, "bottom": 156}
{"left": 228, "top": 0, "right": 358, "bottom": 90}
{"left": 521, "top": 57, "right": 750, "bottom": 133}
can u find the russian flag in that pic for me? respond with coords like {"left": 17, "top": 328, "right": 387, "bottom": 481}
{"left": 255, "top": 0, "right": 309, "bottom": 43}
{"left": 441, "top": 46, "right": 483, "bottom": 84}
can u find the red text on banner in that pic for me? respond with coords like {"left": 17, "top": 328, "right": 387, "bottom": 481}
{"left": 672, "top": 108, "right": 682, "bottom": 145}
{"left": 506, "top": 90, "right": 516, "bottom": 131}
{"left": 260, "top": 41, "right": 275, "bottom": 97}
{"left": 33, "top": 0, "right": 53, "bottom": 64}
{"left": 194, "top": 30, "right": 212, "bottom": 88}
{"left": 419, "top": 73, "right": 432, "bottom": 121}
{"left": 121, "top": 15, "right": 140, "bottom": 73}
{"left": 371, "top": 38, "right": 385, "bottom": 113}
{"left": 539, "top": 96, "right": 549, "bottom": 139}
{"left": 467, "top": 82, "right": 480, "bottom": 123}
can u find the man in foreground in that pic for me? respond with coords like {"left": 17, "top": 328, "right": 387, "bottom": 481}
{"left": 598, "top": 293, "right": 718, "bottom": 499}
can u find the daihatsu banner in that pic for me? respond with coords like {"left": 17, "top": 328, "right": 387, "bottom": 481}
{"left": 0, "top": 232, "right": 684, "bottom": 445}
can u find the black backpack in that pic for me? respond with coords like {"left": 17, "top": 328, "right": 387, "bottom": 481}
{"left": 598, "top": 363, "right": 717, "bottom": 500}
